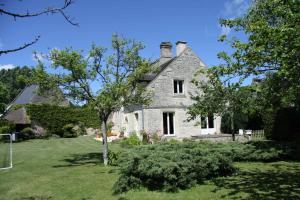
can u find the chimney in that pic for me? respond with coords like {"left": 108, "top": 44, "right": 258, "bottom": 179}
{"left": 160, "top": 42, "right": 172, "bottom": 65}
{"left": 176, "top": 41, "right": 187, "bottom": 56}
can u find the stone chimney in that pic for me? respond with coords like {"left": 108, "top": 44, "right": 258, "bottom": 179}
{"left": 160, "top": 42, "right": 172, "bottom": 65}
{"left": 176, "top": 41, "right": 187, "bottom": 56}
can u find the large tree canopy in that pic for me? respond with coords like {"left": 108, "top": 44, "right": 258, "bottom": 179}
{"left": 32, "top": 34, "right": 154, "bottom": 164}
{"left": 188, "top": 0, "right": 299, "bottom": 139}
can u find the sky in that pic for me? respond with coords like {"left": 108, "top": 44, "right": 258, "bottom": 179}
{"left": 0, "top": 0, "right": 250, "bottom": 71}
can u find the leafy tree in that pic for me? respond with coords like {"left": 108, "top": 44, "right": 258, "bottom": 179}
{"left": 0, "top": 66, "right": 34, "bottom": 113}
{"left": 189, "top": 0, "right": 299, "bottom": 139}
{"left": 0, "top": 0, "right": 78, "bottom": 55}
{"left": 32, "top": 34, "right": 153, "bottom": 165}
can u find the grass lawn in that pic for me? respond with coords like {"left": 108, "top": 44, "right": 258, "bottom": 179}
{"left": 0, "top": 136, "right": 299, "bottom": 200}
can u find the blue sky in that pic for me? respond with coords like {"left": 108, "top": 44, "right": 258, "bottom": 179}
{"left": 0, "top": 0, "right": 250, "bottom": 70}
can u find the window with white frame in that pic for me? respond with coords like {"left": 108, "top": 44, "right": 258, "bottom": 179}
{"left": 163, "top": 112, "right": 174, "bottom": 135}
{"left": 173, "top": 80, "right": 184, "bottom": 94}
{"left": 201, "top": 114, "right": 214, "bottom": 129}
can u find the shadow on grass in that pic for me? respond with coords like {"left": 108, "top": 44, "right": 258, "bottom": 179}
{"left": 212, "top": 162, "right": 300, "bottom": 200}
{"left": 53, "top": 152, "right": 104, "bottom": 167}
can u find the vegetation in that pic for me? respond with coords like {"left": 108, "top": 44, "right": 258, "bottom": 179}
{"left": 0, "top": 66, "right": 34, "bottom": 113}
{"left": 0, "top": 119, "right": 15, "bottom": 134}
{"left": 32, "top": 34, "right": 154, "bottom": 165}
{"left": 25, "top": 104, "right": 99, "bottom": 137}
{"left": 188, "top": 0, "right": 300, "bottom": 140}
{"left": 113, "top": 139, "right": 300, "bottom": 193}
{"left": 0, "top": 136, "right": 299, "bottom": 200}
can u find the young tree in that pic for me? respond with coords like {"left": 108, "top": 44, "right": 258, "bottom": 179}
{"left": 189, "top": 0, "right": 299, "bottom": 139}
{"left": 0, "top": 0, "right": 78, "bottom": 55}
{"left": 32, "top": 34, "right": 153, "bottom": 165}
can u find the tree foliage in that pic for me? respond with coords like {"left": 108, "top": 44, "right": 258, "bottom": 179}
{"left": 32, "top": 34, "right": 154, "bottom": 165}
{"left": 188, "top": 0, "right": 300, "bottom": 139}
{"left": 0, "top": 66, "right": 34, "bottom": 113}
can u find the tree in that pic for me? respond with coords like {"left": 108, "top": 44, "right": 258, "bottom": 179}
{"left": 0, "top": 0, "right": 78, "bottom": 56}
{"left": 0, "top": 66, "right": 34, "bottom": 113}
{"left": 187, "top": 68, "right": 252, "bottom": 141}
{"left": 189, "top": 0, "right": 299, "bottom": 139}
{"left": 32, "top": 34, "right": 154, "bottom": 165}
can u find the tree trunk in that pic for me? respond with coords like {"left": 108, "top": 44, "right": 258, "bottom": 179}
{"left": 101, "top": 120, "right": 109, "bottom": 166}
{"left": 230, "top": 112, "right": 235, "bottom": 141}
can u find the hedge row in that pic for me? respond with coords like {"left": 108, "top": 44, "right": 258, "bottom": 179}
{"left": 26, "top": 104, "right": 100, "bottom": 137}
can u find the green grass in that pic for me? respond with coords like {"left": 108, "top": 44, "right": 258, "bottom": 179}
{"left": 0, "top": 137, "right": 299, "bottom": 200}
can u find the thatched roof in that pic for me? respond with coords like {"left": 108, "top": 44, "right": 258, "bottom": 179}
{"left": 4, "top": 107, "right": 31, "bottom": 125}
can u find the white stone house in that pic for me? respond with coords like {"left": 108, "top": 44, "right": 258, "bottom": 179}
{"left": 111, "top": 41, "right": 221, "bottom": 139}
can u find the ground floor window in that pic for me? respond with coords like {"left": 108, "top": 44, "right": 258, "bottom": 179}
{"left": 201, "top": 114, "right": 214, "bottom": 129}
{"left": 163, "top": 112, "right": 174, "bottom": 135}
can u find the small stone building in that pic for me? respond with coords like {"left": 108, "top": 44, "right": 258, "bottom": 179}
{"left": 111, "top": 41, "right": 221, "bottom": 139}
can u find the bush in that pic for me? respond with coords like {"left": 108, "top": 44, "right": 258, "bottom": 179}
{"left": 113, "top": 142, "right": 236, "bottom": 193}
{"left": 20, "top": 127, "right": 35, "bottom": 140}
{"left": 108, "top": 150, "right": 121, "bottom": 166}
{"left": 62, "top": 124, "right": 78, "bottom": 138}
{"left": 120, "top": 133, "right": 141, "bottom": 147}
{"left": 0, "top": 119, "right": 15, "bottom": 134}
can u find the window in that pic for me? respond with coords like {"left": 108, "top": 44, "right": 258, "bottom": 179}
{"left": 163, "top": 112, "right": 174, "bottom": 135}
{"left": 174, "top": 80, "right": 184, "bottom": 94}
{"left": 201, "top": 114, "right": 214, "bottom": 129}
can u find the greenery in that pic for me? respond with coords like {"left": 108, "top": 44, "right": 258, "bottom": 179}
{"left": 25, "top": 104, "right": 99, "bottom": 137}
{"left": 62, "top": 124, "right": 77, "bottom": 138}
{"left": 120, "top": 133, "right": 142, "bottom": 147}
{"left": 0, "top": 136, "right": 299, "bottom": 199}
{"left": 188, "top": 0, "right": 300, "bottom": 140}
{"left": 0, "top": 66, "right": 34, "bottom": 112}
{"left": 32, "top": 34, "right": 155, "bottom": 165}
{"left": 0, "top": 119, "right": 15, "bottom": 134}
{"left": 19, "top": 127, "right": 35, "bottom": 140}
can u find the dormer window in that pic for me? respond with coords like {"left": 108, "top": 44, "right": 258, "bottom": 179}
{"left": 174, "top": 80, "right": 184, "bottom": 94}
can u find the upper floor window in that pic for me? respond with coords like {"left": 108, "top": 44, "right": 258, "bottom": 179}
{"left": 174, "top": 80, "right": 184, "bottom": 94}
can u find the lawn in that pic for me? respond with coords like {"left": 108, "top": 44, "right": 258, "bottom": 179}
{"left": 0, "top": 136, "right": 299, "bottom": 200}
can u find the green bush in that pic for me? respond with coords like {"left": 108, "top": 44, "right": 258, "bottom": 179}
{"left": 113, "top": 142, "right": 236, "bottom": 193}
{"left": 108, "top": 150, "right": 120, "bottom": 166}
{"left": 20, "top": 127, "right": 35, "bottom": 140}
{"left": 0, "top": 119, "right": 15, "bottom": 134}
{"left": 120, "top": 133, "right": 141, "bottom": 147}
{"left": 62, "top": 124, "right": 78, "bottom": 138}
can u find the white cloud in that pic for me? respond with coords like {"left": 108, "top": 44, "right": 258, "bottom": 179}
{"left": 220, "top": 25, "right": 231, "bottom": 36}
{"left": 0, "top": 64, "right": 15, "bottom": 70}
{"left": 219, "top": 0, "right": 250, "bottom": 35}
{"left": 223, "top": 0, "right": 249, "bottom": 17}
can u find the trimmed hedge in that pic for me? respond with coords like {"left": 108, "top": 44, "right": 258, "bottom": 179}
{"left": 26, "top": 104, "right": 100, "bottom": 137}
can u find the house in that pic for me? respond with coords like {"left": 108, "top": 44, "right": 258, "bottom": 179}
{"left": 3, "top": 84, "right": 69, "bottom": 131}
{"left": 111, "top": 41, "right": 221, "bottom": 139}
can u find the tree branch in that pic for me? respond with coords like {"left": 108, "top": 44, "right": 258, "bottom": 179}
{"left": 0, "top": 0, "right": 78, "bottom": 26}
{"left": 0, "top": 35, "right": 40, "bottom": 55}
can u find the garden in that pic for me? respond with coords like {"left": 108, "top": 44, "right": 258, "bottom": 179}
{"left": 0, "top": 135, "right": 299, "bottom": 200}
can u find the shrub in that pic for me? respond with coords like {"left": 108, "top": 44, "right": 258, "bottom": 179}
{"left": 0, "top": 119, "right": 15, "bottom": 134}
{"left": 0, "top": 126, "right": 11, "bottom": 135}
{"left": 120, "top": 133, "right": 141, "bottom": 147}
{"left": 113, "top": 142, "right": 236, "bottom": 193}
{"left": 20, "top": 127, "right": 35, "bottom": 140}
{"left": 108, "top": 150, "right": 121, "bottom": 166}
{"left": 62, "top": 124, "right": 78, "bottom": 138}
